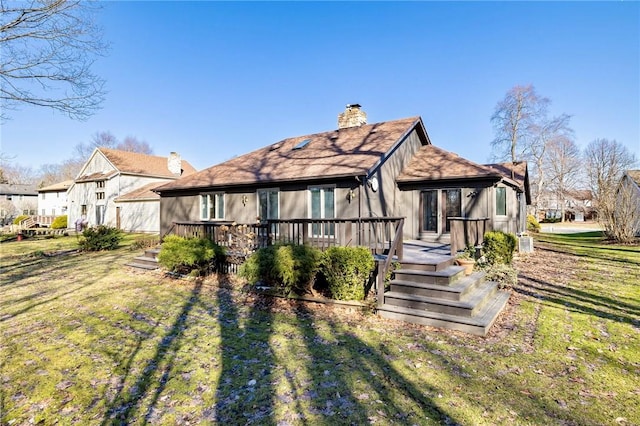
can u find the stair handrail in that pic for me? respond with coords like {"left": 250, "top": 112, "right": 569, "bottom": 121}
{"left": 377, "top": 218, "right": 404, "bottom": 309}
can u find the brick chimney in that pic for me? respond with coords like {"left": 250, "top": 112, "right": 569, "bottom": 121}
{"left": 168, "top": 152, "right": 182, "bottom": 176}
{"left": 338, "top": 104, "right": 367, "bottom": 129}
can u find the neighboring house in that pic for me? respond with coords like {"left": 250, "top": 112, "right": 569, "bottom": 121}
{"left": 155, "top": 105, "right": 530, "bottom": 241}
{"left": 619, "top": 170, "right": 640, "bottom": 236}
{"left": 37, "top": 179, "right": 73, "bottom": 225}
{"left": 0, "top": 184, "right": 38, "bottom": 225}
{"left": 67, "top": 149, "right": 197, "bottom": 233}
{"left": 535, "top": 189, "right": 595, "bottom": 222}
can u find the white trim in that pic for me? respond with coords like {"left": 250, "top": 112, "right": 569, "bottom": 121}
{"left": 256, "top": 188, "right": 280, "bottom": 221}
{"left": 200, "top": 192, "right": 225, "bottom": 220}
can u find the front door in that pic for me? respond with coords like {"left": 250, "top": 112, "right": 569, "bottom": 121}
{"left": 421, "top": 190, "right": 438, "bottom": 232}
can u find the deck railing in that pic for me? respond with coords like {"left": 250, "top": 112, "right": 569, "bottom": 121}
{"left": 449, "top": 217, "right": 489, "bottom": 255}
{"left": 168, "top": 217, "right": 404, "bottom": 257}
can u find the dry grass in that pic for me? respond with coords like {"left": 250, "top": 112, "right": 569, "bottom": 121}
{"left": 1, "top": 233, "right": 638, "bottom": 425}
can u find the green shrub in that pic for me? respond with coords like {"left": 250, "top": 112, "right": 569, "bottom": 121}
{"left": 13, "top": 215, "right": 29, "bottom": 225}
{"left": 79, "top": 225, "right": 123, "bottom": 251}
{"left": 158, "top": 235, "right": 225, "bottom": 275}
{"left": 50, "top": 215, "right": 68, "bottom": 229}
{"left": 480, "top": 263, "right": 518, "bottom": 290}
{"left": 320, "top": 246, "right": 375, "bottom": 301}
{"left": 482, "top": 231, "right": 517, "bottom": 265}
{"left": 239, "top": 244, "right": 321, "bottom": 295}
{"left": 527, "top": 214, "right": 541, "bottom": 232}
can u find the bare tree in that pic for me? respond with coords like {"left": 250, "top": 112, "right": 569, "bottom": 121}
{"left": 118, "top": 136, "right": 153, "bottom": 154}
{"left": 0, "top": 160, "right": 36, "bottom": 184}
{"left": 37, "top": 158, "right": 79, "bottom": 187}
{"left": 545, "top": 136, "right": 581, "bottom": 222}
{"left": 611, "top": 174, "right": 640, "bottom": 243}
{"left": 491, "top": 84, "right": 550, "bottom": 162}
{"left": 0, "top": 0, "right": 106, "bottom": 121}
{"left": 584, "top": 139, "right": 638, "bottom": 241}
{"left": 528, "top": 113, "right": 573, "bottom": 216}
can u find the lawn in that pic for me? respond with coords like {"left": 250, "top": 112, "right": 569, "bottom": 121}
{"left": 1, "top": 233, "right": 638, "bottom": 425}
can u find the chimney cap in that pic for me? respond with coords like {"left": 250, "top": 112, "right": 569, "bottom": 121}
{"left": 346, "top": 103, "right": 361, "bottom": 109}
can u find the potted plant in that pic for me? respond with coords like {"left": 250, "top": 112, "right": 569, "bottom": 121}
{"left": 455, "top": 245, "right": 476, "bottom": 275}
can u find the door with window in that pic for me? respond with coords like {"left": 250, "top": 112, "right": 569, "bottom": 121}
{"left": 309, "top": 187, "right": 335, "bottom": 237}
{"left": 421, "top": 190, "right": 438, "bottom": 232}
{"left": 442, "top": 189, "right": 461, "bottom": 233}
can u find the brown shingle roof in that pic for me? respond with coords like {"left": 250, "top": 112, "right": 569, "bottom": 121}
{"left": 74, "top": 171, "right": 117, "bottom": 183}
{"left": 38, "top": 179, "right": 73, "bottom": 192}
{"left": 115, "top": 182, "right": 163, "bottom": 202}
{"left": 156, "top": 116, "right": 423, "bottom": 191}
{"left": 397, "top": 145, "right": 501, "bottom": 183}
{"left": 99, "top": 148, "right": 197, "bottom": 178}
{"left": 627, "top": 170, "right": 640, "bottom": 186}
{"left": 485, "top": 161, "right": 527, "bottom": 190}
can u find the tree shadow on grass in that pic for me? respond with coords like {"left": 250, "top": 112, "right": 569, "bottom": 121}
{"left": 101, "top": 280, "right": 203, "bottom": 425}
{"left": 517, "top": 274, "right": 639, "bottom": 325}
{"left": 211, "top": 283, "right": 276, "bottom": 424}
{"left": 289, "top": 301, "right": 459, "bottom": 424}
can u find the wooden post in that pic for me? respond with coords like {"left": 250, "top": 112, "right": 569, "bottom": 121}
{"left": 377, "top": 260, "right": 385, "bottom": 308}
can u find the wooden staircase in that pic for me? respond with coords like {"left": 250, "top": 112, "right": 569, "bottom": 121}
{"left": 126, "top": 248, "right": 160, "bottom": 270}
{"left": 377, "top": 256, "right": 510, "bottom": 336}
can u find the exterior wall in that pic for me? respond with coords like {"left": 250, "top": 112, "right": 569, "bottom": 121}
{"left": 491, "top": 184, "right": 520, "bottom": 234}
{"left": 399, "top": 182, "right": 525, "bottom": 241}
{"left": 362, "top": 129, "right": 424, "bottom": 218}
{"left": 114, "top": 200, "right": 160, "bottom": 233}
{"left": 0, "top": 194, "right": 38, "bottom": 218}
{"left": 68, "top": 172, "right": 173, "bottom": 232}
{"left": 38, "top": 190, "right": 68, "bottom": 217}
{"left": 159, "top": 182, "right": 363, "bottom": 236}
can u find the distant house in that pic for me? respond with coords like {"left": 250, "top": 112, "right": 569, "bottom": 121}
{"left": 155, "top": 105, "right": 530, "bottom": 241}
{"left": 536, "top": 188, "right": 595, "bottom": 222}
{"left": 67, "top": 148, "right": 197, "bottom": 233}
{"left": 36, "top": 180, "right": 73, "bottom": 226}
{"left": 0, "top": 184, "right": 38, "bottom": 224}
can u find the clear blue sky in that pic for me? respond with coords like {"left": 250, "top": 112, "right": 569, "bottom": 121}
{"left": 2, "top": 1, "right": 639, "bottom": 172}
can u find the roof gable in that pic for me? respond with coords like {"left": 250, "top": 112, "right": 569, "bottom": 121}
{"left": 156, "top": 116, "right": 425, "bottom": 192}
{"left": 626, "top": 170, "right": 640, "bottom": 187}
{"left": 397, "top": 145, "right": 501, "bottom": 183}
{"left": 99, "top": 148, "right": 197, "bottom": 177}
{"left": 75, "top": 148, "right": 197, "bottom": 182}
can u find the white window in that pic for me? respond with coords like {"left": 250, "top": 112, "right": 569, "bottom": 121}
{"left": 200, "top": 193, "right": 224, "bottom": 220}
{"left": 257, "top": 189, "right": 279, "bottom": 220}
{"left": 309, "top": 186, "right": 335, "bottom": 237}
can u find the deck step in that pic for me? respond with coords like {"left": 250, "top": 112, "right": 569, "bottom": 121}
{"left": 384, "top": 281, "right": 498, "bottom": 317}
{"left": 378, "top": 290, "right": 511, "bottom": 336}
{"left": 390, "top": 271, "right": 485, "bottom": 301}
{"left": 399, "top": 257, "right": 455, "bottom": 272}
{"left": 125, "top": 261, "right": 159, "bottom": 270}
{"left": 394, "top": 265, "right": 465, "bottom": 285}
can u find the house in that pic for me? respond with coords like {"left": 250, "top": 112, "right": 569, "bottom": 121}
{"left": 36, "top": 180, "right": 73, "bottom": 226}
{"left": 0, "top": 184, "right": 38, "bottom": 225}
{"left": 67, "top": 148, "right": 197, "bottom": 233}
{"left": 619, "top": 170, "right": 640, "bottom": 236}
{"left": 154, "top": 105, "right": 530, "bottom": 242}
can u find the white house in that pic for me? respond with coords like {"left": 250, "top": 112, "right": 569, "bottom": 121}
{"left": 37, "top": 180, "right": 73, "bottom": 225}
{"left": 67, "top": 148, "right": 197, "bottom": 233}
